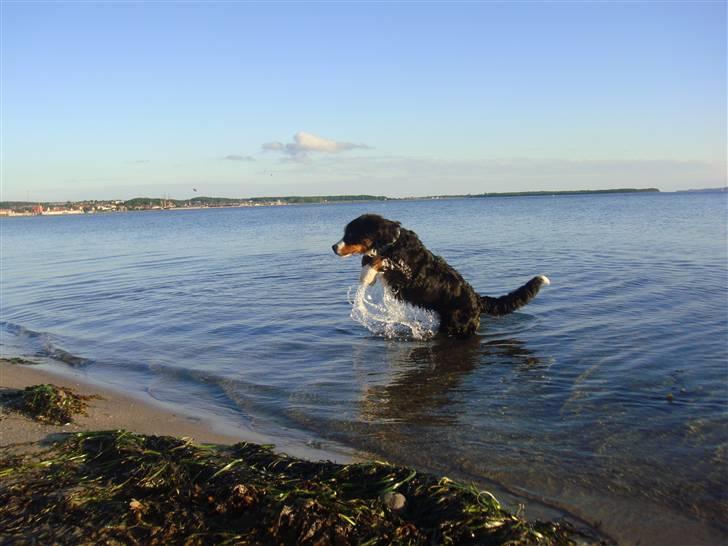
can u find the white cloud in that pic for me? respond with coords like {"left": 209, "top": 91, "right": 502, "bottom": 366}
{"left": 262, "top": 131, "right": 370, "bottom": 161}
{"left": 223, "top": 154, "right": 255, "bottom": 162}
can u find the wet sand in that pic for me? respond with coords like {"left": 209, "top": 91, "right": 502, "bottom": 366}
{"left": 0, "top": 358, "right": 353, "bottom": 465}
{"left": 0, "top": 359, "right": 253, "bottom": 448}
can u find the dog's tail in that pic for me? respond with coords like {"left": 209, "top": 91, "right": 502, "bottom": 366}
{"left": 479, "top": 275, "right": 550, "bottom": 316}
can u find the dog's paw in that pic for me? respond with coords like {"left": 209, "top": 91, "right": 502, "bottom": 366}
{"left": 360, "top": 265, "right": 379, "bottom": 286}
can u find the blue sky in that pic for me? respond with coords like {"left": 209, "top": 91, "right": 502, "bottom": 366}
{"left": 2, "top": 1, "right": 725, "bottom": 200}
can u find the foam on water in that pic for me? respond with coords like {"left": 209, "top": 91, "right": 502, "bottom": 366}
{"left": 348, "top": 282, "right": 440, "bottom": 340}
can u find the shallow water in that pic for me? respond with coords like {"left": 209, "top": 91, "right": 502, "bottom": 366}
{"left": 1, "top": 193, "right": 726, "bottom": 544}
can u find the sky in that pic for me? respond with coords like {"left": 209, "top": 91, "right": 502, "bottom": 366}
{"left": 2, "top": 1, "right": 726, "bottom": 201}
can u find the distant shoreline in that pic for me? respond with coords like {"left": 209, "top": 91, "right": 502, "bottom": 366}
{"left": 0, "top": 187, "right": 664, "bottom": 217}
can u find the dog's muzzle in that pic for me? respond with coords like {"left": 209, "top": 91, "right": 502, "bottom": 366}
{"left": 332, "top": 240, "right": 346, "bottom": 256}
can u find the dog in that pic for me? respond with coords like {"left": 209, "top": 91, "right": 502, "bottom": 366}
{"left": 332, "top": 214, "right": 550, "bottom": 338}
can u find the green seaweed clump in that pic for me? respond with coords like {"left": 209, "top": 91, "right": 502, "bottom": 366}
{"left": 3, "top": 384, "right": 96, "bottom": 425}
{"left": 0, "top": 430, "right": 598, "bottom": 545}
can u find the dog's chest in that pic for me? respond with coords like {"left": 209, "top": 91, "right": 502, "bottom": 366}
{"left": 379, "top": 257, "right": 416, "bottom": 294}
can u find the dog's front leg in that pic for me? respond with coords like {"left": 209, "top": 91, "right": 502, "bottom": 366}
{"left": 360, "top": 255, "right": 386, "bottom": 285}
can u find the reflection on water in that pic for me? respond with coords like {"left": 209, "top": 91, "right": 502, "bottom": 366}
{"left": 359, "top": 337, "right": 486, "bottom": 426}
{"left": 358, "top": 336, "right": 543, "bottom": 427}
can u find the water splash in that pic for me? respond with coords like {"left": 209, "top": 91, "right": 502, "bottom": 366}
{"left": 348, "top": 282, "right": 440, "bottom": 340}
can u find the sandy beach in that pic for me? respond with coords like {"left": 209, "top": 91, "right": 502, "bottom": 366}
{"left": 0, "top": 359, "right": 247, "bottom": 448}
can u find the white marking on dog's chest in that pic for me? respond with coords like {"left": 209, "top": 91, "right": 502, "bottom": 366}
{"left": 360, "top": 265, "right": 379, "bottom": 285}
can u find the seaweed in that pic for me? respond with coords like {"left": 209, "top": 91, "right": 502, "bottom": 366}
{"left": 3, "top": 357, "right": 39, "bottom": 366}
{"left": 2, "top": 384, "right": 97, "bottom": 424}
{"left": 0, "top": 430, "right": 597, "bottom": 545}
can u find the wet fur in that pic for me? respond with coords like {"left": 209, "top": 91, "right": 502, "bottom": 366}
{"left": 335, "top": 214, "right": 549, "bottom": 338}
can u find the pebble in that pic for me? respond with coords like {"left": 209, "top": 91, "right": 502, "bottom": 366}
{"left": 381, "top": 491, "right": 406, "bottom": 511}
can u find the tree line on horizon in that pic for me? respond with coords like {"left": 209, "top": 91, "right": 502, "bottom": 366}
{"left": 1, "top": 188, "right": 663, "bottom": 211}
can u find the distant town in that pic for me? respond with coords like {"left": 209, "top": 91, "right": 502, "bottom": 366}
{"left": 0, "top": 187, "right": 671, "bottom": 217}
{"left": 0, "top": 195, "right": 389, "bottom": 217}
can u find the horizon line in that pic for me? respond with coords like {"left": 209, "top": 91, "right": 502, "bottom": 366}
{"left": 0, "top": 187, "right": 674, "bottom": 205}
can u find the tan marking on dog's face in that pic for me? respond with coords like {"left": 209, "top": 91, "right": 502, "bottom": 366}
{"left": 333, "top": 239, "right": 372, "bottom": 257}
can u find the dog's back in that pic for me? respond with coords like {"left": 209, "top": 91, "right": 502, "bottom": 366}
{"left": 374, "top": 228, "right": 484, "bottom": 337}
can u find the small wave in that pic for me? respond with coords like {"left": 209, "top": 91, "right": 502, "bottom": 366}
{"left": 348, "top": 283, "right": 440, "bottom": 340}
{"left": 0, "top": 320, "right": 92, "bottom": 367}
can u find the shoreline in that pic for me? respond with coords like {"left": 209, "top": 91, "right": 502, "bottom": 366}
{"left": 0, "top": 359, "right": 246, "bottom": 448}
{"left": 0, "top": 358, "right": 601, "bottom": 545}
{"left": 3, "top": 357, "right": 724, "bottom": 545}
{"left": 0, "top": 358, "right": 583, "bottom": 518}
{"left": 0, "top": 359, "right": 355, "bottom": 464}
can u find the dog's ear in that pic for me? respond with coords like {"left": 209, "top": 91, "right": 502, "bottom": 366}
{"left": 373, "top": 219, "right": 401, "bottom": 251}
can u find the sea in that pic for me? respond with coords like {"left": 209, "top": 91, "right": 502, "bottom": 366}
{"left": 1, "top": 192, "right": 726, "bottom": 545}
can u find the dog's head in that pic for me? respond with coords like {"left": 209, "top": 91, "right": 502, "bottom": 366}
{"left": 332, "top": 214, "right": 401, "bottom": 257}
